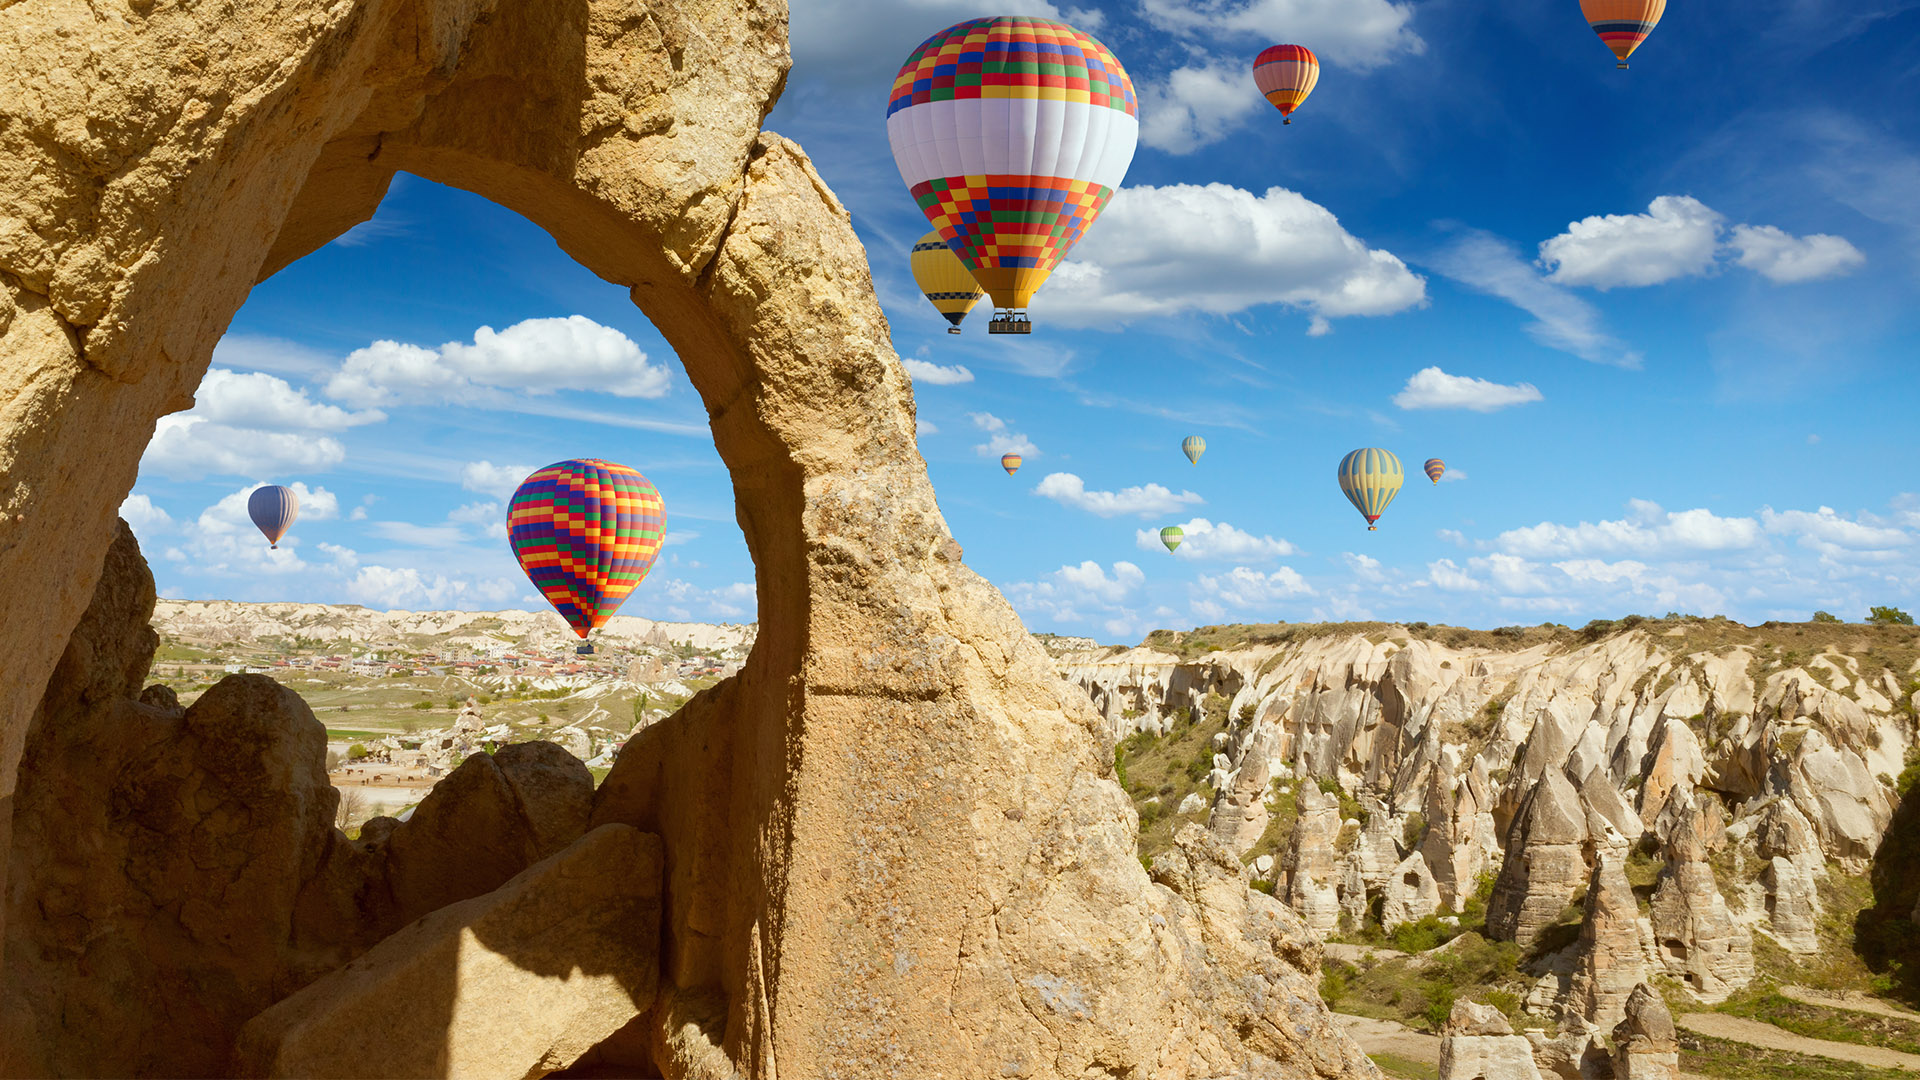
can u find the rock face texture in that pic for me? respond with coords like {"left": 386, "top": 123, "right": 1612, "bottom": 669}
{"left": 1611, "top": 983, "right": 1680, "bottom": 1080}
{"left": 0, "top": 2, "right": 1376, "bottom": 1076}
{"left": 1487, "top": 770, "right": 1592, "bottom": 948}
{"left": 1648, "top": 798, "right": 1754, "bottom": 1002}
{"left": 236, "top": 824, "right": 664, "bottom": 1079}
{"left": 1437, "top": 1000, "right": 1542, "bottom": 1080}
{"left": 1286, "top": 781, "right": 1346, "bottom": 936}
{"left": 1565, "top": 851, "right": 1649, "bottom": 1031}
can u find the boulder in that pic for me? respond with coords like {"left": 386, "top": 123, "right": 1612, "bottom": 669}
{"left": 236, "top": 825, "right": 663, "bottom": 1078}
{"left": 1382, "top": 849, "right": 1443, "bottom": 928}
{"left": 1439, "top": 1000, "right": 1543, "bottom": 1080}
{"left": 1611, "top": 983, "right": 1679, "bottom": 1080}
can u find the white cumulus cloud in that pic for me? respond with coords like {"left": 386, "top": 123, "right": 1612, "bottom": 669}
{"left": 1004, "top": 560, "right": 1146, "bottom": 626}
{"left": 1192, "top": 565, "right": 1315, "bottom": 611}
{"left": 1727, "top": 224, "right": 1866, "bottom": 283}
{"left": 1138, "top": 59, "right": 1265, "bottom": 155}
{"left": 1392, "top": 366, "right": 1543, "bottom": 412}
{"left": 1040, "top": 183, "right": 1426, "bottom": 331}
{"left": 1497, "top": 499, "right": 1761, "bottom": 559}
{"left": 119, "top": 494, "right": 174, "bottom": 539}
{"left": 1426, "top": 230, "right": 1640, "bottom": 368}
{"left": 1035, "top": 473, "right": 1204, "bottom": 519}
{"left": 970, "top": 411, "right": 1039, "bottom": 458}
{"left": 326, "top": 316, "right": 669, "bottom": 407}
{"left": 1135, "top": 517, "right": 1296, "bottom": 560}
{"left": 1539, "top": 195, "right": 1725, "bottom": 290}
{"left": 461, "top": 461, "right": 536, "bottom": 500}
{"left": 143, "top": 416, "right": 347, "bottom": 480}
{"left": 902, "top": 357, "right": 975, "bottom": 385}
{"left": 345, "top": 566, "right": 521, "bottom": 611}
{"left": 167, "top": 483, "right": 343, "bottom": 576}
{"left": 1142, "top": 0, "right": 1423, "bottom": 70}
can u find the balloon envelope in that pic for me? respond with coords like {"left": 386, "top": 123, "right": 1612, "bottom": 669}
{"left": 508, "top": 459, "right": 665, "bottom": 638}
{"left": 1161, "top": 526, "right": 1184, "bottom": 552}
{"left": 1579, "top": 0, "right": 1665, "bottom": 67}
{"left": 247, "top": 485, "right": 299, "bottom": 548}
{"left": 1182, "top": 436, "right": 1206, "bottom": 465}
{"left": 911, "top": 230, "right": 985, "bottom": 329}
{"left": 887, "top": 17, "right": 1138, "bottom": 311}
{"left": 1338, "top": 448, "right": 1404, "bottom": 530}
{"left": 1253, "top": 44, "right": 1319, "bottom": 121}
{"left": 1001, "top": 453, "right": 1023, "bottom": 476}
{"left": 1424, "top": 458, "right": 1445, "bottom": 485}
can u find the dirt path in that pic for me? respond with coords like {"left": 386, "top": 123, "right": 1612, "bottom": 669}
{"left": 1782, "top": 985, "right": 1920, "bottom": 1023}
{"left": 1678, "top": 1013, "right": 1920, "bottom": 1070}
{"left": 1334, "top": 1013, "right": 1440, "bottom": 1065}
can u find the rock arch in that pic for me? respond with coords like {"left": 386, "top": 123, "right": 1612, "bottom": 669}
{"left": 0, "top": 1, "right": 1374, "bottom": 1075}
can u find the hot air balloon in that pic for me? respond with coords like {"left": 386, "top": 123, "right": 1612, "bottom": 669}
{"left": 247, "top": 484, "right": 299, "bottom": 549}
{"left": 1579, "top": 0, "right": 1665, "bottom": 69}
{"left": 1338, "top": 448, "right": 1404, "bottom": 531}
{"left": 1001, "top": 453, "right": 1023, "bottom": 476}
{"left": 1182, "top": 436, "right": 1206, "bottom": 465}
{"left": 887, "top": 17, "right": 1138, "bottom": 334}
{"left": 508, "top": 459, "right": 665, "bottom": 654}
{"left": 1425, "top": 458, "right": 1446, "bottom": 485}
{"left": 911, "top": 230, "right": 985, "bottom": 333}
{"left": 1161, "top": 526, "right": 1184, "bottom": 553}
{"left": 1253, "top": 44, "right": 1319, "bottom": 124}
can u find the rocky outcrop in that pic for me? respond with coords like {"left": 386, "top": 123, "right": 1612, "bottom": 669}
{"left": 1382, "top": 849, "right": 1443, "bottom": 928}
{"left": 1209, "top": 739, "right": 1272, "bottom": 855}
{"left": 1649, "top": 798, "right": 1753, "bottom": 1001}
{"left": 1438, "top": 1000, "right": 1542, "bottom": 1080}
{"left": 236, "top": 824, "right": 663, "bottom": 1079}
{"left": 1754, "top": 797, "right": 1825, "bottom": 954}
{"left": 0, "top": 2, "right": 1383, "bottom": 1077}
{"left": 1611, "top": 984, "right": 1679, "bottom": 1080}
{"left": 1487, "top": 770, "right": 1592, "bottom": 947}
{"left": 1286, "top": 782, "right": 1347, "bottom": 936}
{"left": 1565, "top": 850, "right": 1649, "bottom": 1030}
{"left": 1421, "top": 756, "right": 1493, "bottom": 914}
{"left": 1525, "top": 1018, "right": 1610, "bottom": 1080}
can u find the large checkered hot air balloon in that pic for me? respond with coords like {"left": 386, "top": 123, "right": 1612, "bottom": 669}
{"left": 887, "top": 16, "right": 1138, "bottom": 334}
{"left": 507, "top": 460, "right": 665, "bottom": 650}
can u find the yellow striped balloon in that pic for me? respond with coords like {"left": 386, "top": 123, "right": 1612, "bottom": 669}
{"left": 1182, "top": 435, "right": 1206, "bottom": 465}
{"left": 1338, "top": 448, "right": 1404, "bottom": 531}
{"left": 910, "top": 231, "right": 985, "bottom": 333}
{"left": 1001, "top": 453, "right": 1022, "bottom": 476}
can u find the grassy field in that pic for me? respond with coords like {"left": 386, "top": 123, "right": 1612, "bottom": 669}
{"left": 1712, "top": 989, "right": 1920, "bottom": 1057}
{"left": 1366, "top": 1051, "right": 1438, "bottom": 1079}
{"left": 1113, "top": 694, "right": 1234, "bottom": 859}
{"left": 1679, "top": 1028, "right": 1919, "bottom": 1080}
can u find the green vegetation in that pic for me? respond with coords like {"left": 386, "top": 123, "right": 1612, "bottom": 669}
{"left": 324, "top": 729, "right": 388, "bottom": 741}
{"left": 1366, "top": 1052, "right": 1438, "bottom": 1080}
{"left": 347, "top": 743, "right": 369, "bottom": 760}
{"left": 1871, "top": 606, "right": 1916, "bottom": 627}
{"left": 1713, "top": 988, "right": 1920, "bottom": 1057}
{"left": 1320, "top": 932, "right": 1525, "bottom": 1033}
{"left": 1813, "top": 611, "right": 1843, "bottom": 624}
{"left": 1112, "top": 711, "right": 1228, "bottom": 859}
{"left": 410, "top": 700, "right": 434, "bottom": 710}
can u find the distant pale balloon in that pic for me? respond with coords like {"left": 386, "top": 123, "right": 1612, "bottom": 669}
{"left": 1161, "top": 526, "right": 1184, "bottom": 552}
{"left": 1253, "top": 44, "right": 1319, "bottom": 123}
{"left": 508, "top": 459, "right": 665, "bottom": 639}
{"left": 887, "top": 17, "right": 1138, "bottom": 314}
{"left": 1424, "top": 458, "right": 1445, "bottom": 485}
{"left": 1001, "top": 453, "right": 1023, "bottom": 476}
{"left": 1182, "top": 436, "right": 1206, "bottom": 465}
{"left": 1579, "top": 0, "right": 1666, "bottom": 68}
{"left": 1338, "top": 448, "right": 1404, "bottom": 531}
{"left": 247, "top": 485, "right": 299, "bottom": 549}
{"left": 911, "top": 231, "right": 985, "bottom": 333}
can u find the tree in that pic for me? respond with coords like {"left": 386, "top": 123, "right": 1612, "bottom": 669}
{"left": 1811, "top": 611, "right": 1842, "bottom": 624}
{"left": 1870, "top": 607, "right": 1915, "bottom": 626}
{"left": 335, "top": 787, "right": 366, "bottom": 830}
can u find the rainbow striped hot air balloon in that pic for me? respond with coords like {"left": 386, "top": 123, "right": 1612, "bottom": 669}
{"left": 247, "top": 484, "right": 299, "bottom": 549}
{"left": 1001, "top": 453, "right": 1023, "bottom": 476}
{"left": 507, "top": 460, "right": 665, "bottom": 645}
{"left": 1161, "top": 526, "right": 1184, "bottom": 553}
{"left": 1253, "top": 44, "right": 1319, "bottom": 124}
{"left": 1182, "top": 436, "right": 1206, "bottom": 465}
{"left": 911, "top": 230, "right": 985, "bottom": 333}
{"left": 1579, "top": 0, "right": 1665, "bottom": 69}
{"left": 1425, "top": 458, "right": 1446, "bottom": 485}
{"left": 1338, "top": 448, "right": 1404, "bottom": 531}
{"left": 887, "top": 17, "right": 1138, "bottom": 333}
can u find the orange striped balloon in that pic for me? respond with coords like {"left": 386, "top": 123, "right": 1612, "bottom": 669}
{"left": 1579, "top": 0, "right": 1666, "bottom": 68}
{"left": 1424, "top": 458, "right": 1445, "bottom": 485}
{"left": 1001, "top": 453, "right": 1023, "bottom": 476}
{"left": 1253, "top": 44, "right": 1319, "bottom": 123}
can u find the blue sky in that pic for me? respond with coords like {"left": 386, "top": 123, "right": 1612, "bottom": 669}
{"left": 124, "top": 0, "right": 1920, "bottom": 639}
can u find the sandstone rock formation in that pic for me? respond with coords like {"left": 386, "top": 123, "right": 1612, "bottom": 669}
{"left": 1565, "top": 850, "right": 1649, "bottom": 1030}
{"left": 1286, "top": 781, "right": 1346, "bottom": 936}
{"left": 1648, "top": 798, "right": 1753, "bottom": 1001}
{"left": 236, "top": 824, "right": 663, "bottom": 1079}
{"left": 1487, "top": 770, "right": 1592, "bottom": 948}
{"left": 1208, "top": 738, "right": 1271, "bottom": 855}
{"left": 0, "top": 1, "right": 1381, "bottom": 1076}
{"left": 1754, "top": 797, "right": 1825, "bottom": 954}
{"left": 1610, "top": 983, "right": 1679, "bottom": 1080}
{"left": 1438, "top": 1000, "right": 1542, "bottom": 1080}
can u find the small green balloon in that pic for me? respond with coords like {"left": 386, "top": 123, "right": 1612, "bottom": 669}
{"left": 1160, "top": 526, "right": 1184, "bottom": 552}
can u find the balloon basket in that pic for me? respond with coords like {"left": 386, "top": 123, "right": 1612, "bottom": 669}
{"left": 947, "top": 326, "right": 962, "bottom": 335}
{"left": 576, "top": 643, "right": 595, "bottom": 656}
{"left": 1617, "top": 62, "right": 1629, "bottom": 69}
{"left": 988, "top": 312, "right": 1032, "bottom": 335}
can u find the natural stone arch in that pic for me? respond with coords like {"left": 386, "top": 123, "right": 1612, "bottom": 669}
{"left": 0, "top": 1, "right": 1376, "bottom": 1075}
